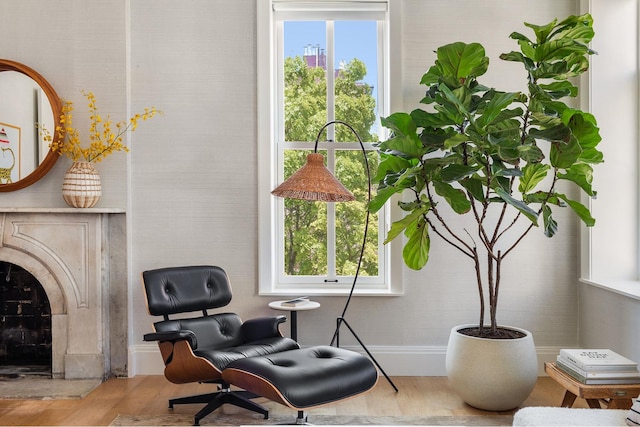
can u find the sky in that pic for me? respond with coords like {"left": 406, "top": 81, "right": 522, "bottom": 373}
{"left": 283, "top": 20, "right": 379, "bottom": 93}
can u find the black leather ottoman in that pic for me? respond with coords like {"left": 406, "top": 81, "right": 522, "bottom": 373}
{"left": 222, "top": 345, "right": 378, "bottom": 423}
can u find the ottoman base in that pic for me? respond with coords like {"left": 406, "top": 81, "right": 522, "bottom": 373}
{"left": 222, "top": 345, "right": 378, "bottom": 421}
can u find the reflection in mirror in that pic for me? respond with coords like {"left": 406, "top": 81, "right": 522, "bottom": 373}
{"left": 0, "top": 59, "right": 61, "bottom": 192}
{"left": 0, "top": 71, "right": 54, "bottom": 182}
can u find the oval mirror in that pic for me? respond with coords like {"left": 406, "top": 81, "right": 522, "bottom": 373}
{"left": 0, "top": 59, "right": 61, "bottom": 192}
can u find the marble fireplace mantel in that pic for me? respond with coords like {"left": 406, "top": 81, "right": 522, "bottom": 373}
{"left": 0, "top": 207, "right": 125, "bottom": 213}
{"left": 0, "top": 208, "right": 127, "bottom": 379}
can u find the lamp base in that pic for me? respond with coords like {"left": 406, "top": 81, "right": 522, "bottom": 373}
{"left": 332, "top": 316, "right": 399, "bottom": 392}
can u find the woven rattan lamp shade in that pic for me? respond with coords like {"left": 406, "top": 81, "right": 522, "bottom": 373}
{"left": 271, "top": 153, "right": 355, "bottom": 202}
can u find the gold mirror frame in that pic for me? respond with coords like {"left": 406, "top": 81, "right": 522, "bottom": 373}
{"left": 0, "top": 59, "right": 61, "bottom": 192}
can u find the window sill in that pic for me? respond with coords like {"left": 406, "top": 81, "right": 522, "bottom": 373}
{"left": 579, "top": 278, "right": 640, "bottom": 301}
{"left": 259, "top": 286, "right": 403, "bottom": 297}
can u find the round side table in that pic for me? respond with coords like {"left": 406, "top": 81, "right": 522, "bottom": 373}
{"left": 268, "top": 300, "right": 320, "bottom": 341}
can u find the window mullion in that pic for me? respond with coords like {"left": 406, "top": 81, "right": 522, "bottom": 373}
{"left": 327, "top": 198, "right": 338, "bottom": 279}
{"left": 326, "top": 20, "right": 335, "bottom": 123}
{"left": 326, "top": 20, "right": 338, "bottom": 279}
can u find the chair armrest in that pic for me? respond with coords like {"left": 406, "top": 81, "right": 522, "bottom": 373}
{"left": 143, "top": 330, "right": 198, "bottom": 349}
{"left": 242, "top": 315, "right": 287, "bottom": 341}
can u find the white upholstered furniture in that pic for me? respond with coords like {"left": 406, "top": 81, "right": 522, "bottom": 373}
{"left": 513, "top": 396, "right": 640, "bottom": 426}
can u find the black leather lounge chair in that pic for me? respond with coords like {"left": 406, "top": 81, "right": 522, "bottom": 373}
{"left": 142, "top": 265, "right": 300, "bottom": 425}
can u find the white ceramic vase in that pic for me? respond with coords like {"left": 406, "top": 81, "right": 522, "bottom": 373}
{"left": 445, "top": 324, "right": 538, "bottom": 411}
{"left": 62, "top": 161, "right": 102, "bottom": 208}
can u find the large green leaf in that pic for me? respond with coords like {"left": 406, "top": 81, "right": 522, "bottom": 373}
{"left": 370, "top": 163, "right": 422, "bottom": 213}
{"left": 564, "top": 110, "right": 602, "bottom": 150}
{"left": 542, "top": 205, "right": 558, "bottom": 237}
{"left": 438, "top": 83, "right": 473, "bottom": 123}
{"left": 436, "top": 42, "right": 489, "bottom": 80}
{"left": 461, "top": 177, "right": 486, "bottom": 202}
{"left": 556, "top": 193, "right": 596, "bottom": 226}
{"left": 440, "top": 164, "right": 478, "bottom": 182}
{"left": 534, "top": 39, "right": 589, "bottom": 63}
{"left": 491, "top": 161, "right": 522, "bottom": 178}
{"left": 434, "top": 181, "right": 472, "bottom": 214}
{"left": 539, "top": 81, "right": 578, "bottom": 99}
{"left": 524, "top": 18, "right": 558, "bottom": 44}
{"left": 554, "top": 14, "right": 595, "bottom": 44}
{"left": 444, "top": 133, "right": 469, "bottom": 149}
{"left": 519, "top": 163, "right": 550, "bottom": 194}
{"left": 384, "top": 204, "right": 429, "bottom": 244}
{"left": 495, "top": 188, "right": 539, "bottom": 224}
{"left": 508, "top": 31, "right": 533, "bottom": 46}
{"left": 485, "top": 110, "right": 525, "bottom": 135}
{"left": 403, "top": 218, "right": 431, "bottom": 270}
{"left": 500, "top": 50, "right": 535, "bottom": 71}
{"left": 373, "top": 155, "right": 413, "bottom": 182}
{"left": 420, "top": 63, "right": 444, "bottom": 86}
{"left": 369, "top": 185, "right": 400, "bottom": 214}
{"left": 475, "top": 91, "right": 520, "bottom": 129}
{"left": 558, "top": 163, "right": 595, "bottom": 196}
{"left": 495, "top": 139, "right": 521, "bottom": 163}
{"left": 550, "top": 137, "right": 582, "bottom": 169}
{"left": 529, "top": 124, "right": 571, "bottom": 142}
{"left": 411, "top": 107, "right": 461, "bottom": 129}
{"left": 532, "top": 61, "right": 575, "bottom": 80}
{"left": 376, "top": 134, "right": 424, "bottom": 159}
{"left": 518, "top": 144, "right": 545, "bottom": 163}
{"left": 380, "top": 112, "right": 416, "bottom": 136}
{"left": 579, "top": 148, "right": 604, "bottom": 164}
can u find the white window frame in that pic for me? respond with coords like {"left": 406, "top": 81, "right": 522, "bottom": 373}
{"left": 579, "top": 0, "right": 640, "bottom": 299}
{"left": 257, "top": 0, "right": 404, "bottom": 296}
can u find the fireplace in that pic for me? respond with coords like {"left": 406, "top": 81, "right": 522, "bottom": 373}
{"left": 0, "top": 209, "right": 127, "bottom": 379}
{"left": 0, "top": 262, "right": 52, "bottom": 375}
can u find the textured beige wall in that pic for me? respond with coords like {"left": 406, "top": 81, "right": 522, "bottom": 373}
{"left": 0, "top": 0, "right": 128, "bottom": 208}
{"left": 0, "top": 0, "right": 611, "bottom": 376}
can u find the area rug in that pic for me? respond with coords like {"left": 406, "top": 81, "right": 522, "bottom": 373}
{"left": 0, "top": 377, "right": 102, "bottom": 399}
{"left": 110, "top": 413, "right": 514, "bottom": 426}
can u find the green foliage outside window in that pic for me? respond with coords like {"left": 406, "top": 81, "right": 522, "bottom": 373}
{"left": 282, "top": 56, "right": 380, "bottom": 277}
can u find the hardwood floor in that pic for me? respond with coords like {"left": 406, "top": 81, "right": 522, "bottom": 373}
{"left": 0, "top": 375, "right": 587, "bottom": 426}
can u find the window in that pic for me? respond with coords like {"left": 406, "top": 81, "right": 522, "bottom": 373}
{"left": 258, "top": 0, "right": 401, "bottom": 295}
{"left": 580, "top": 0, "right": 640, "bottom": 292}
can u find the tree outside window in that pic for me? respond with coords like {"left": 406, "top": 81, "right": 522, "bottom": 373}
{"left": 280, "top": 23, "right": 380, "bottom": 280}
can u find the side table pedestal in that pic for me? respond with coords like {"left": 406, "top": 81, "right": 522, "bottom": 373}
{"left": 268, "top": 300, "right": 320, "bottom": 341}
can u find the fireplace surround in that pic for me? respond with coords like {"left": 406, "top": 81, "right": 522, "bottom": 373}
{"left": 0, "top": 208, "right": 126, "bottom": 379}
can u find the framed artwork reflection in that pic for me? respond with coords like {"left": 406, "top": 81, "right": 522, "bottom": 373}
{"left": 0, "top": 122, "right": 21, "bottom": 183}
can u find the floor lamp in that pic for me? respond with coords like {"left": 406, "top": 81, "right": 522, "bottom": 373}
{"left": 271, "top": 120, "right": 398, "bottom": 392}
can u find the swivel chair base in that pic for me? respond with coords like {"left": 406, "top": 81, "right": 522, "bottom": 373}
{"left": 168, "top": 381, "right": 268, "bottom": 426}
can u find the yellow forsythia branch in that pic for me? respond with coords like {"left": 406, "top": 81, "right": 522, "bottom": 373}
{"left": 40, "top": 91, "right": 162, "bottom": 163}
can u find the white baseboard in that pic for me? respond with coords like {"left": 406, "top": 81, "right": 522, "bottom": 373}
{"left": 127, "top": 344, "right": 562, "bottom": 377}
{"left": 128, "top": 343, "right": 167, "bottom": 377}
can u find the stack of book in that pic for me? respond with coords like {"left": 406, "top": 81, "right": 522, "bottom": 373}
{"left": 556, "top": 349, "right": 640, "bottom": 385}
{"left": 281, "top": 296, "right": 310, "bottom": 307}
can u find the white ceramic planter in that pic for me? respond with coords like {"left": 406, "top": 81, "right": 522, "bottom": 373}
{"left": 445, "top": 324, "right": 538, "bottom": 411}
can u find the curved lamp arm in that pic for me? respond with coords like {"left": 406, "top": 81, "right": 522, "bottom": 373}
{"left": 312, "top": 121, "right": 372, "bottom": 344}
{"left": 271, "top": 120, "right": 398, "bottom": 392}
{"left": 270, "top": 120, "right": 371, "bottom": 335}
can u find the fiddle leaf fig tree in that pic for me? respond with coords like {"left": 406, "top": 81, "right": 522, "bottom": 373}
{"left": 369, "top": 14, "right": 603, "bottom": 338}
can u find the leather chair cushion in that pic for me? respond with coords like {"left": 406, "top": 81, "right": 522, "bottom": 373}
{"left": 196, "top": 336, "right": 299, "bottom": 371}
{"left": 154, "top": 313, "right": 245, "bottom": 350}
{"left": 143, "top": 265, "right": 232, "bottom": 315}
{"left": 223, "top": 346, "right": 378, "bottom": 409}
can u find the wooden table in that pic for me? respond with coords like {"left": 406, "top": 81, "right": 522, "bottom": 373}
{"left": 545, "top": 362, "right": 640, "bottom": 409}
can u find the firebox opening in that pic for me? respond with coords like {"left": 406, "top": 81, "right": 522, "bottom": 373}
{"left": 0, "top": 262, "right": 52, "bottom": 378}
